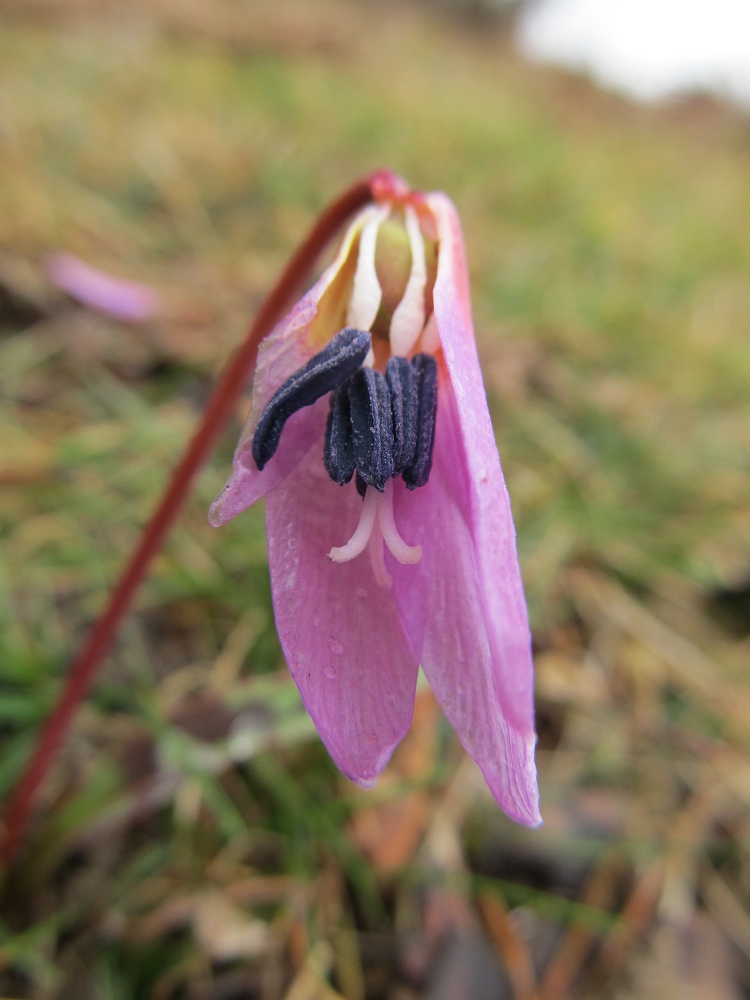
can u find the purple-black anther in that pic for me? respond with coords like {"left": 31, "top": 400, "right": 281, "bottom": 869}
{"left": 402, "top": 353, "right": 438, "bottom": 490}
{"left": 252, "top": 328, "right": 371, "bottom": 471}
{"left": 323, "top": 386, "right": 355, "bottom": 485}
{"left": 386, "top": 356, "right": 419, "bottom": 475}
{"left": 348, "top": 368, "right": 395, "bottom": 492}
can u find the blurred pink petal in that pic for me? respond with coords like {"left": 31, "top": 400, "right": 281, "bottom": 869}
{"left": 45, "top": 252, "right": 159, "bottom": 322}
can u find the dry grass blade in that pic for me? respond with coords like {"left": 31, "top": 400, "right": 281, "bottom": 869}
{"left": 537, "top": 853, "right": 623, "bottom": 1000}
{"left": 660, "top": 766, "right": 730, "bottom": 927}
{"left": 209, "top": 608, "right": 267, "bottom": 695}
{"left": 595, "top": 859, "right": 665, "bottom": 984}
{"left": 319, "top": 864, "right": 365, "bottom": 1000}
{"left": 593, "top": 769, "right": 731, "bottom": 993}
{"left": 701, "top": 864, "right": 750, "bottom": 959}
{"left": 281, "top": 942, "right": 346, "bottom": 1000}
{"left": 349, "top": 690, "right": 439, "bottom": 874}
{"left": 567, "top": 570, "right": 750, "bottom": 739}
{"left": 479, "top": 891, "right": 539, "bottom": 1000}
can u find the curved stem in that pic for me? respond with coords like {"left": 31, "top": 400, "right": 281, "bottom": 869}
{"left": 0, "top": 174, "right": 379, "bottom": 868}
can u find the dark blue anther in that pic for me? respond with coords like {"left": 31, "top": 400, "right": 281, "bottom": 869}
{"left": 252, "top": 328, "right": 371, "bottom": 471}
{"left": 355, "top": 472, "right": 368, "bottom": 499}
{"left": 403, "top": 353, "right": 438, "bottom": 490}
{"left": 323, "top": 386, "right": 355, "bottom": 485}
{"left": 348, "top": 368, "right": 394, "bottom": 492}
{"left": 386, "top": 356, "right": 418, "bottom": 476}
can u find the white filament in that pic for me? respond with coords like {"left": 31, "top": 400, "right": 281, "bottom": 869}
{"left": 328, "top": 486, "right": 379, "bottom": 563}
{"left": 379, "top": 480, "right": 422, "bottom": 563}
{"left": 389, "top": 205, "right": 427, "bottom": 357}
{"left": 368, "top": 519, "right": 393, "bottom": 589}
{"left": 329, "top": 481, "right": 422, "bottom": 586}
{"left": 346, "top": 204, "right": 390, "bottom": 332}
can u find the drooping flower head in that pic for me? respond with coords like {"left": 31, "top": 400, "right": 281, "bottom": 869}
{"left": 210, "top": 172, "right": 540, "bottom": 826}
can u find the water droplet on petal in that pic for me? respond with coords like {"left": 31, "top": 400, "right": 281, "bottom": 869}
{"left": 328, "top": 637, "right": 344, "bottom": 655}
{"left": 355, "top": 587, "right": 368, "bottom": 599}
{"left": 325, "top": 665, "right": 337, "bottom": 679}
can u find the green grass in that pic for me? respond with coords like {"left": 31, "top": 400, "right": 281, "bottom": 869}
{"left": 2, "top": 2, "right": 750, "bottom": 996}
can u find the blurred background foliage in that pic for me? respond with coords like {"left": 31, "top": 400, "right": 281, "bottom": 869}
{"left": 2, "top": 0, "right": 750, "bottom": 998}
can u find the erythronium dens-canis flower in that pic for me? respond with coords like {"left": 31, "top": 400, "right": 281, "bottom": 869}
{"left": 210, "top": 172, "right": 540, "bottom": 826}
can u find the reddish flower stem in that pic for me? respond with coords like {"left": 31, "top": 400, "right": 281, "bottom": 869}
{"left": 0, "top": 175, "right": 378, "bottom": 868}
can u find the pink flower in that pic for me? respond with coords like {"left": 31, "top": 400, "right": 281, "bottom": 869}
{"left": 210, "top": 177, "right": 540, "bottom": 826}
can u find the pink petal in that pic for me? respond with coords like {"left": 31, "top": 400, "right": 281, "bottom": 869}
{"left": 212, "top": 206, "right": 372, "bottom": 521}
{"left": 425, "top": 192, "right": 536, "bottom": 740}
{"left": 208, "top": 399, "right": 326, "bottom": 526}
{"left": 265, "top": 441, "right": 419, "bottom": 786}
{"left": 45, "top": 253, "right": 159, "bottom": 322}
{"left": 390, "top": 390, "right": 541, "bottom": 825}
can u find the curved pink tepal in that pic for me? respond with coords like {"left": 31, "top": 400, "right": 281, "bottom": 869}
{"left": 426, "top": 192, "right": 537, "bottom": 741}
{"left": 45, "top": 253, "right": 160, "bottom": 322}
{"left": 390, "top": 394, "right": 540, "bottom": 825}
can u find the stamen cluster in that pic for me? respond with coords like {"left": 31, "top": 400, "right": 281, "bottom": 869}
{"left": 251, "top": 326, "right": 438, "bottom": 499}
{"left": 324, "top": 345, "right": 438, "bottom": 495}
{"left": 246, "top": 197, "right": 442, "bottom": 583}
